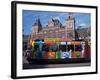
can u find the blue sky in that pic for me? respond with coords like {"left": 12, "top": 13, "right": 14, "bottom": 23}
{"left": 23, "top": 10, "right": 91, "bottom": 35}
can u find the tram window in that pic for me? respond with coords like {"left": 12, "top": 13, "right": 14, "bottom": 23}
{"left": 59, "top": 45, "right": 66, "bottom": 52}
{"left": 67, "top": 45, "right": 74, "bottom": 51}
{"left": 49, "top": 45, "right": 58, "bottom": 52}
{"left": 75, "top": 45, "right": 82, "bottom": 51}
{"left": 42, "top": 44, "right": 49, "bottom": 52}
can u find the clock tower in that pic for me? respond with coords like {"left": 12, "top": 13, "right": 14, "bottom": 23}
{"left": 65, "top": 14, "right": 75, "bottom": 40}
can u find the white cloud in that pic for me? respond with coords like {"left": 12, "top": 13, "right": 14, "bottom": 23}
{"left": 79, "top": 23, "right": 87, "bottom": 27}
{"left": 76, "top": 23, "right": 90, "bottom": 29}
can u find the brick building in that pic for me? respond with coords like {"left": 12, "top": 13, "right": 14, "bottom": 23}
{"left": 31, "top": 15, "right": 76, "bottom": 41}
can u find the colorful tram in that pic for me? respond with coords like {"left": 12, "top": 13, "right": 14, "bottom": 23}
{"left": 26, "top": 38, "right": 91, "bottom": 63}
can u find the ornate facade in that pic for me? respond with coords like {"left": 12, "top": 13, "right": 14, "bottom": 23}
{"left": 31, "top": 15, "right": 76, "bottom": 41}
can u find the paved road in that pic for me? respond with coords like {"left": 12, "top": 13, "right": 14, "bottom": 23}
{"left": 23, "top": 62, "right": 90, "bottom": 69}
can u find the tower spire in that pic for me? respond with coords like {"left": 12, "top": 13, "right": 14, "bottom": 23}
{"left": 68, "top": 12, "right": 74, "bottom": 19}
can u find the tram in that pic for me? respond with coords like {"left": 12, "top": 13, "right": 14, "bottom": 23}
{"left": 26, "top": 38, "right": 91, "bottom": 64}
